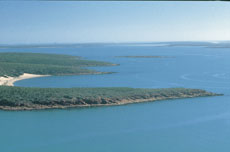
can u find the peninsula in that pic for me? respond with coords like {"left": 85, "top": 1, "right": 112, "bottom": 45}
{"left": 0, "top": 53, "right": 116, "bottom": 86}
{"left": 0, "top": 52, "right": 116, "bottom": 78}
{"left": 0, "top": 52, "right": 222, "bottom": 110}
{"left": 0, "top": 87, "right": 221, "bottom": 110}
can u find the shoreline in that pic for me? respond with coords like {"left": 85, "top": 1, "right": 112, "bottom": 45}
{"left": 0, "top": 72, "right": 115, "bottom": 87}
{"left": 0, "top": 93, "right": 222, "bottom": 111}
{"left": 0, "top": 73, "right": 49, "bottom": 86}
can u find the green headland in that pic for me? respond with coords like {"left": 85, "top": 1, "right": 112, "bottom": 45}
{"left": 0, "top": 87, "right": 220, "bottom": 110}
{"left": 0, "top": 52, "right": 116, "bottom": 77}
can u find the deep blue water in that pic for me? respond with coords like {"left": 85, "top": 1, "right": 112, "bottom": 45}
{"left": 1, "top": 45, "right": 230, "bottom": 152}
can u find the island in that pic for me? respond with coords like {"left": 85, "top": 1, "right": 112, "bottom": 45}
{"left": 0, "top": 52, "right": 222, "bottom": 110}
{"left": 116, "top": 56, "right": 173, "bottom": 58}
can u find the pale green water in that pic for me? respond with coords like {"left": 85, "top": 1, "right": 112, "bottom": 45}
{"left": 1, "top": 45, "right": 230, "bottom": 152}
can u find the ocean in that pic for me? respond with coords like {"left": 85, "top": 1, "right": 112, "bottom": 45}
{"left": 1, "top": 44, "right": 230, "bottom": 152}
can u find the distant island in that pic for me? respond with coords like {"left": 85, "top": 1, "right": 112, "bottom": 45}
{"left": 0, "top": 52, "right": 222, "bottom": 110}
{"left": 116, "top": 56, "right": 173, "bottom": 58}
{"left": 1, "top": 41, "right": 230, "bottom": 49}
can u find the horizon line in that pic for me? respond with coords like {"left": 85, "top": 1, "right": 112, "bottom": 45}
{"left": 0, "top": 40, "right": 230, "bottom": 46}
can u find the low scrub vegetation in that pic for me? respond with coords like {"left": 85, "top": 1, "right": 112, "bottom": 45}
{"left": 0, "top": 53, "right": 115, "bottom": 77}
{"left": 0, "top": 86, "right": 218, "bottom": 109}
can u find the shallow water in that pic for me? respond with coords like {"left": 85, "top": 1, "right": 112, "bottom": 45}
{"left": 1, "top": 45, "right": 230, "bottom": 152}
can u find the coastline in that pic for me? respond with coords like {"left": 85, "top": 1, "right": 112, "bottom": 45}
{"left": 0, "top": 72, "right": 113, "bottom": 87}
{"left": 0, "top": 73, "right": 49, "bottom": 86}
{"left": 0, "top": 92, "right": 221, "bottom": 111}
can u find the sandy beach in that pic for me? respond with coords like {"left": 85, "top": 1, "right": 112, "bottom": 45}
{"left": 0, "top": 73, "right": 49, "bottom": 86}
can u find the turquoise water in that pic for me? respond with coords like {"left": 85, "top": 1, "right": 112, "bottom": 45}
{"left": 1, "top": 45, "right": 230, "bottom": 151}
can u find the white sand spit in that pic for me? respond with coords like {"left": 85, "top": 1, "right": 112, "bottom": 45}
{"left": 0, "top": 73, "right": 49, "bottom": 86}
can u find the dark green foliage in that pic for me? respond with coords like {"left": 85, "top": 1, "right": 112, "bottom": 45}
{"left": 0, "top": 53, "right": 111, "bottom": 67}
{"left": 0, "top": 53, "right": 115, "bottom": 77}
{"left": 0, "top": 86, "right": 217, "bottom": 108}
{"left": 0, "top": 62, "right": 98, "bottom": 77}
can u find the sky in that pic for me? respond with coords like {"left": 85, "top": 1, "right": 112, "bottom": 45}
{"left": 0, "top": 1, "right": 230, "bottom": 44}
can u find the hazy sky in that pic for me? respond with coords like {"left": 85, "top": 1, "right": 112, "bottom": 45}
{"left": 0, "top": 1, "right": 230, "bottom": 44}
